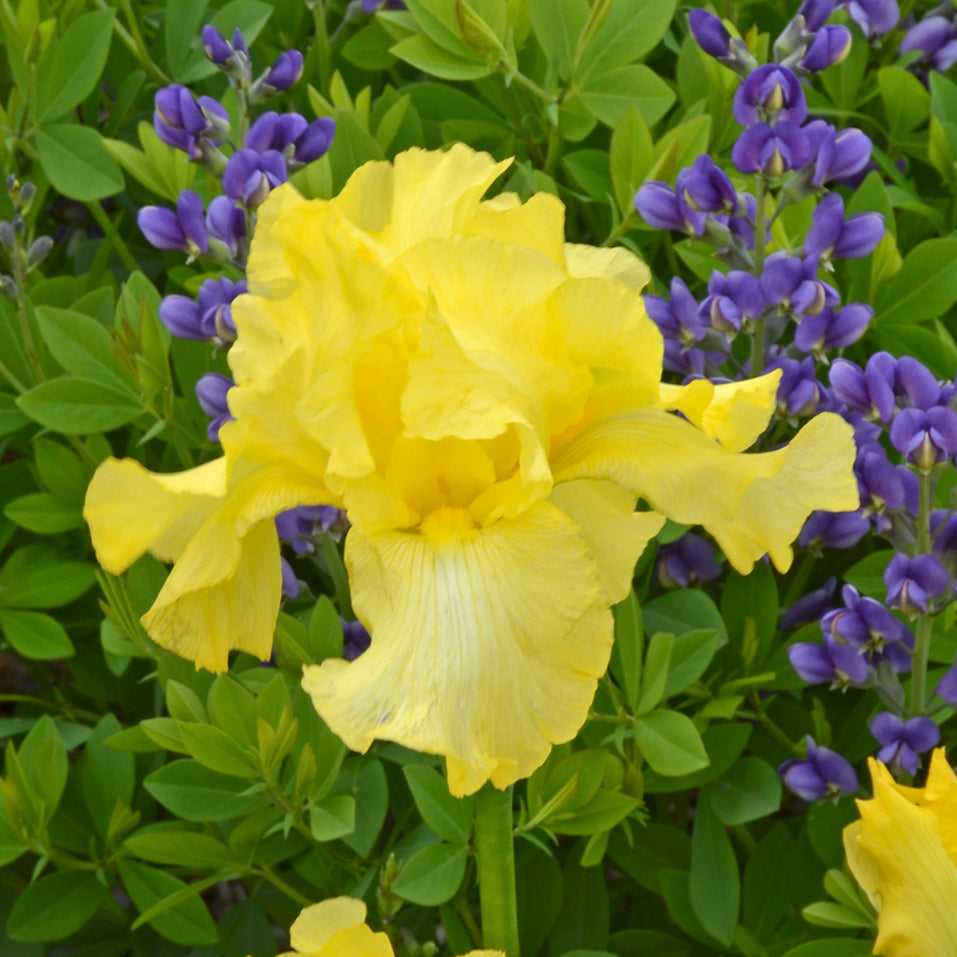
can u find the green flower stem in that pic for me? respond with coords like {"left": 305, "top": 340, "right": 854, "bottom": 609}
{"left": 910, "top": 470, "right": 934, "bottom": 715}
{"left": 318, "top": 531, "right": 354, "bottom": 620}
{"left": 750, "top": 174, "right": 769, "bottom": 375}
{"left": 474, "top": 783, "right": 520, "bottom": 957}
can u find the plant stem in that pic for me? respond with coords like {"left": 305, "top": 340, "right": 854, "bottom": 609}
{"left": 318, "top": 531, "right": 354, "bottom": 620}
{"left": 474, "top": 784, "right": 520, "bottom": 957}
{"left": 750, "top": 174, "right": 769, "bottom": 375}
{"left": 910, "top": 470, "right": 934, "bottom": 714}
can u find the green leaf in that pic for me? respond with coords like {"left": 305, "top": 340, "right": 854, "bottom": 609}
{"left": 0, "top": 393, "right": 29, "bottom": 436}
{"left": 644, "top": 723, "right": 752, "bottom": 794}
{"left": 551, "top": 789, "right": 638, "bottom": 836}
{"left": 404, "top": 764, "right": 474, "bottom": 843}
{"left": 632, "top": 710, "right": 709, "bottom": 776}
{"left": 17, "top": 376, "right": 143, "bottom": 434}
{"left": 309, "top": 794, "right": 356, "bottom": 841}
{"left": 636, "top": 632, "right": 673, "bottom": 715}
{"left": 36, "top": 9, "right": 114, "bottom": 122}
{"left": 610, "top": 106, "right": 653, "bottom": 215}
{"left": 563, "top": 149, "right": 614, "bottom": 200}
{"left": 576, "top": 64, "right": 675, "bottom": 128}
{"left": 802, "top": 902, "right": 873, "bottom": 929}
{"left": 610, "top": 590, "right": 643, "bottom": 709}
{"left": 390, "top": 34, "right": 491, "bottom": 79}
{"left": 644, "top": 589, "right": 726, "bottom": 642}
{"left": 665, "top": 629, "right": 723, "bottom": 697}
{"left": 144, "top": 760, "right": 271, "bottom": 821}
{"left": 326, "top": 109, "right": 386, "bottom": 193}
{"left": 4, "top": 493, "right": 84, "bottom": 534}
{"left": 34, "top": 125, "right": 124, "bottom": 201}
{"left": 879, "top": 65, "right": 930, "bottom": 137}
{"left": 7, "top": 871, "right": 108, "bottom": 942}
{"left": 16, "top": 715, "right": 68, "bottom": 825}
{"left": 875, "top": 238, "right": 957, "bottom": 327}
{"left": 393, "top": 843, "right": 468, "bottom": 905}
{"left": 80, "top": 714, "right": 135, "bottom": 839}
{"left": 0, "top": 609, "right": 75, "bottom": 659}
{"left": 34, "top": 438, "right": 90, "bottom": 501}
{"left": 124, "top": 828, "right": 235, "bottom": 869}
{"left": 207, "top": 675, "right": 258, "bottom": 747}
{"left": 529, "top": 0, "right": 588, "bottom": 80}
{"left": 721, "top": 562, "right": 778, "bottom": 667}
{"left": 548, "top": 855, "right": 610, "bottom": 953}
{"left": 704, "top": 757, "right": 781, "bottom": 825}
{"left": 0, "top": 547, "right": 95, "bottom": 608}
{"left": 577, "top": 0, "right": 677, "bottom": 77}
{"left": 165, "top": 0, "right": 209, "bottom": 78}
{"left": 690, "top": 795, "right": 739, "bottom": 945}
{"left": 781, "top": 941, "right": 874, "bottom": 957}
{"left": 119, "top": 859, "right": 219, "bottom": 946}
{"left": 340, "top": 759, "right": 389, "bottom": 856}
{"left": 177, "top": 722, "right": 260, "bottom": 777}
{"left": 34, "top": 306, "right": 132, "bottom": 390}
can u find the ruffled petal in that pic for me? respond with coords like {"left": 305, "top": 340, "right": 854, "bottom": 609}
{"left": 563, "top": 242, "right": 651, "bottom": 291}
{"left": 84, "top": 457, "right": 227, "bottom": 573}
{"left": 549, "top": 479, "right": 664, "bottom": 603}
{"left": 844, "top": 758, "right": 957, "bottom": 957}
{"left": 302, "top": 501, "right": 612, "bottom": 796}
{"left": 142, "top": 465, "right": 327, "bottom": 672}
{"left": 550, "top": 409, "right": 858, "bottom": 572}
{"left": 657, "top": 370, "right": 782, "bottom": 451}
{"left": 465, "top": 191, "right": 567, "bottom": 266}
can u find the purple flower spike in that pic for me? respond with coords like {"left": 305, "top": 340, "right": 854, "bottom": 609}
{"left": 153, "top": 85, "right": 229, "bottom": 160}
{"left": 798, "top": 0, "right": 836, "bottom": 31}
{"left": 884, "top": 553, "right": 950, "bottom": 616}
{"left": 798, "top": 510, "right": 871, "bottom": 551}
{"left": 293, "top": 117, "right": 336, "bottom": 165}
{"left": 856, "top": 449, "right": 907, "bottom": 514}
{"left": 223, "top": 148, "right": 288, "bottom": 207}
{"left": 205, "top": 196, "right": 246, "bottom": 260}
{"left": 845, "top": 0, "right": 900, "bottom": 37}
{"left": 688, "top": 9, "right": 733, "bottom": 59}
{"left": 159, "top": 295, "right": 204, "bottom": 340}
{"left": 936, "top": 664, "right": 957, "bottom": 704}
{"left": 202, "top": 25, "right": 232, "bottom": 65}
{"left": 138, "top": 190, "right": 208, "bottom": 255}
{"left": 734, "top": 65, "right": 807, "bottom": 126}
{"left": 789, "top": 633, "right": 869, "bottom": 687}
{"left": 195, "top": 371, "right": 234, "bottom": 441}
{"left": 196, "top": 276, "right": 246, "bottom": 343}
{"left": 261, "top": 50, "right": 305, "bottom": 93}
{"left": 635, "top": 181, "right": 702, "bottom": 235}
{"left": 771, "top": 355, "right": 824, "bottom": 418}
{"left": 805, "top": 121, "right": 873, "bottom": 187}
{"left": 890, "top": 406, "right": 957, "bottom": 470}
{"left": 899, "top": 16, "right": 957, "bottom": 72}
{"left": 657, "top": 532, "right": 722, "bottom": 588}
{"left": 645, "top": 277, "right": 708, "bottom": 346}
{"left": 829, "top": 353, "right": 897, "bottom": 422}
{"left": 806, "top": 193, "right": 884, "bottom": 262}
{"left": 780, "top": 736, "right": 858, "bottom": 800}
{"left": 800, "top": 25, "right": 852, "bottom": 72}
{"left": 870, "top": 712, "right": 940, "bottom": 776}
{"left": 202, "top": 24, "right": 252, "bottom": 78}
{"left": 895, "top": 356, "right": 941, "bottom": 410}
{"left": 732, "top": 122, "right": 810, "bottom": 177}
{"left": 822, "top": 584, "right": 912, "bottom": 665}
{"left": 678, "top": 155, "right": 738, "bottom": 214}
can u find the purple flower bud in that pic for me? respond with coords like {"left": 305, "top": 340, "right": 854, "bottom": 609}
{"left": 829, "top": 353, "right": 897, "bottom": 422}
{"left": 158, "top": 294, "right": 205, "bottom": 340}
{"left": 645, "top": 277, "right": 708, "bottom": 346}
{"left": 936, "top": 663, "right": 957, "bottom": 704}
{"left": 856, "top": 449, "right": 907, "bottom": 514}
{"left": 202, "top": 25, "right": 233, "bottom": 65}
{"left": 798, "top": 0, "right": 837, "bottom": 32}
{"left": 732, "top": 122, "right": 811, "bottom": 177}
{"left": 899, "top": 16, "right": 957, "bottom": 71}
{"left": 703, "top": 269, "right": 765, "bottom": 334}
{"left": 771, "top": 355, "right": 824, "bottom": 418}
{"left": 153, "top": 85, "right": 229, "bottom": 161}
{"left": 677, "top": 155, "right": 738, "bottom": 215}
{"left": 870, "top": 712, "right": 940, "bottom": 775}
{"left": 635, "top": 181, "right": 702, "bottom": 234}
{"left": 261, "top": 50, "right": 304, "bottom": 93}
{"left": 195, "top": 371, "right": 234, "bottom": 441}
{"left": 845, "top": 0, "right": 900, "bottom": 37}
{"left": 822, "top": 584, "right": 913, "bottom": 667}
{"left": 292, "top": 117, "right": 336, "bottom": 165}
{"left": 780, "top": 576, "right": 838, "bottom": 630}
{"left": 800, "top": 25, "right": 853, "bottom": 71}
{"left": 734, "top": 65, "right": 808, "bottom": 126}
{"left": 688, "top": 9, "right": 733, "bottom": 58}
{"left": 795, "top": 303, "right": 872, "bottom": 355}
{"left": 138, "top": 190, "right": 208, "bottom": 255}
{"left": 884, "top": 553, "right": 950, "bottom": 616}
{"left": 932, "top": 510, "right": 957, "bottom": 566}
{"left": 657, "top": 532, "right": 722, "bottom": 588}
{"left": 805, "top": 121, "right": 873, "bottom": 187}
{"left": 342, "top": 618, "right": 371, "bottom": 660}
{"left": 280, "top": 557, "right": 301, "bottom": 600}
{"left": 798, "top": 510, "right": 871, "bottom": 551}
{"left": 205, "top": 195, "right": 246, "bottom": 259}
{"left": 890, "top": 406, "right": 957, "bottom": 470}
{"left": 223, "top": 148, "right": 288, "bottom": 207}
{"left": 780, "top": 736, "right": 858, "bottom": 800}
{"left": 895, "top": 356, "right": 941, "bottom": 410}
{"left": 196, "top": 276, "right": 246, "bottom": 343}
{"left": 789, "top": 633, "right": 869, "bottom": 687}
{"left": 805, "top": 193, "right": 884, "bottom": 262}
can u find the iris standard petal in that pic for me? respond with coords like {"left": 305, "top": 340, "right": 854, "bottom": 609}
{"left": 550, "top": 409, "right": 858, "bottom": 572}
{"left": 844, "top": 756, "right": 957, "bottom": 957}
{"left": 302, "top": 500, "right": 613, "bottom": 796}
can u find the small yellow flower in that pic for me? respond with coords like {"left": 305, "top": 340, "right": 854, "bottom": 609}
{"left": 264, "top": 896, "right": 500, "bottom": 957}
{"left": 84, "top": 145, "right": 858, "bottom": 795}
{"left": 843, "top": 749, "right": 957, "bottom": 957}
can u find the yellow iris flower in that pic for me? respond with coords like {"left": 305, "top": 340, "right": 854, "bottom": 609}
{"left": 84, "top": 144, "right": 858, "bottom": 796}
{"left": 267, "top": 896, "right": 500, "bottom": 957}
{"left": 844, "top": 749, "right": 957, "bottom": 957}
